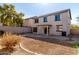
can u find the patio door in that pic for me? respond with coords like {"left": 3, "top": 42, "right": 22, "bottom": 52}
{"left": 44, "top": 27, "right": 47, "bottom": 34}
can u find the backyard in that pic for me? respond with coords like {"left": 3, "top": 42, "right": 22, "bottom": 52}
{"left": 0, "top": 3, "right": 79, "bottom": 55}
{"left": 0, "top": 33, "right": 78, "bottom": 55}
{"left": 20, "top": 37, "right": 77, "bottom": 55}
{"left": 0, "top": 32, "right": 78, "bottom": 55}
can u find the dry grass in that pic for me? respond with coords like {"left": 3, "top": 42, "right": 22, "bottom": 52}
{"left": 0, "top": 32, "right": 21, "bottom": 53}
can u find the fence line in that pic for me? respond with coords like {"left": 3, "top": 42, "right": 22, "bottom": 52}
{"left": 0, "top": 26, "right": 31, "bottom": 34}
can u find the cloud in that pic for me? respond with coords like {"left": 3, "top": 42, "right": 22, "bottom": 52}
{"left": 71, "top": 19, "right": 79, "bottom": 25}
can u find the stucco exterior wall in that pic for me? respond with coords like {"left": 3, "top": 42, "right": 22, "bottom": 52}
{"left": 23, "top": 10, "right": 71, "bottom": 36}
{"left": 61, "top": 11, "right": 71, "bottom": 35}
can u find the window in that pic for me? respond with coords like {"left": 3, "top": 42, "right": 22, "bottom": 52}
{"left": 55, "top": 15, "right": 60, "bottom": 21}
{"left": 56, "top": 25, "right": 63, "bottom": 32}
{"left": 33, "top": 27, "right": 37, "bottom": 32}
{"left": 43, "top": 16, "right": 48, "bottom": 22}
{"left": 35, "top": 18, "right": 39, "bottom": 23}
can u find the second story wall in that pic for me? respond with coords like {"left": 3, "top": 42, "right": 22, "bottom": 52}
{"left": 28, "top": 10, "right": 71, "bottom": 27}
{"left": 24, "top": 9, "right": 71, "bottom": 28}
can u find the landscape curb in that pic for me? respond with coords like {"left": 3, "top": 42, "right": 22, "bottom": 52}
{"left": 19, "top": 43, "right": 42, "bottom": 55}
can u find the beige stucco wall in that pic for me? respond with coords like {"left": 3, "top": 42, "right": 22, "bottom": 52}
{"left": 61, "top": 11, "right": 71, "bottom": 35}
{"left": 23, "top": 19, "right": 34, "bottom": 27}
{"left": 0, "top": 26, "right": 31, "bottom": 34}
{"left": 24, "top": 11, "right": 71, "bottom": 36}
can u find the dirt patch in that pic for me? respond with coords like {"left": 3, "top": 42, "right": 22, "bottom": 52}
{"left": 21, "top": 37, "right": 77, "bottom": 55}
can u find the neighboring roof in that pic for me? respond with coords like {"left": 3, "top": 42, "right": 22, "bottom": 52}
{"left": 25, "top": 9, "right": 72, "bottom": 20}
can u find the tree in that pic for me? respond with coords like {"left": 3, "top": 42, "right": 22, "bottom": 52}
{"left": 0, "top": 4, "right": 24, "bottom": 27}
{"left": 15, "top": 13, "right": 24, "bottom": 27}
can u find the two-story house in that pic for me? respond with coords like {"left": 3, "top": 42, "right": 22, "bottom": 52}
{"left": 24, "top": 9, "right": 71, "bottom": 36}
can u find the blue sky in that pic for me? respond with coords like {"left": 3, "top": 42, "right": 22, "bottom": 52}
{"left": 0, "top": 3, "right": 79, "bottom": 25}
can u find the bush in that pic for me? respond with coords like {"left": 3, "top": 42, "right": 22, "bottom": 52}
{"left": 0, "top": 30, "right": 5, "bottom": 36}
{"left": 71, "top": 25, "right": 79, "bottom": 29}
{"left": 72, "top": 43, "right": 79, "bottom": 48}
{"left": 0, "top": 32, "right": 21, "bottom": 53}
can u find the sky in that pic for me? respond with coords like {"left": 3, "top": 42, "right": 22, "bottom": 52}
{"left": 0, "top": 3, "right": 79, "bottom": 25}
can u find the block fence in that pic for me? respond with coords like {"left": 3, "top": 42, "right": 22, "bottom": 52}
{"left": 0, "top": 26, "right": 32, "bottom": 34}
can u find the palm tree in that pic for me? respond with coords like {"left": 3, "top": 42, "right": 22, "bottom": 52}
{"left": 0, "top": 5, "right": 5, "bottom": 24}
{"left": 16, "top": 13, "right": 24, "bottom": 27}
{"left": 0, "top": 4, "right": 24, "bottom": 27}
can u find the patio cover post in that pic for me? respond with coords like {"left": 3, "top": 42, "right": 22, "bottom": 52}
{"left": 47, "top": 26, "right": 48, "bottom": 35}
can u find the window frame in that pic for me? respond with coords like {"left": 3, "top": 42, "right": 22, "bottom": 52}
{"left": 56, "top": 25, "right": 63, "bottom": 32}
{"left": 34, "top": 18, "right": 39, "bottom": 23}
{"left": 33, "top": 27, "right": 37, "bottom": 32}
{"left": 55, "top": 14, "right": 61, "bottom": 21}
{"left": 43, "top": 16, "right": 48, "bottom": 22}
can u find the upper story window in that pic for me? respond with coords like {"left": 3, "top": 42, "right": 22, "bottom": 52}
{"left": 55, "top": 15, "right": 60, "bottom": 21}
{"left": 43, "top": 16, "right": 48, "bottom": 22}
{"left": 35, "top": 18, "right": 39, "bottom": 23}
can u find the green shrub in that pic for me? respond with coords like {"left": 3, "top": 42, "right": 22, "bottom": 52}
{"left": 72, "top": 43, "right": 79, "bottom": 48}
{"left": 71, "top": 25, "right": 79, "bottom": 29}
